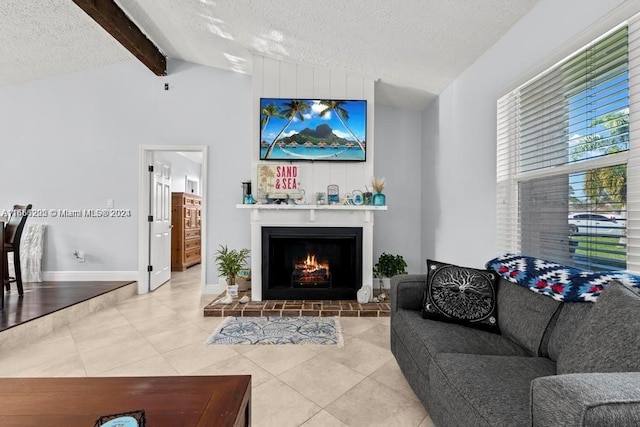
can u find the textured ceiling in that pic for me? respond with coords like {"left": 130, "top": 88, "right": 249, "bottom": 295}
{"left": 0, "top": 0, "right": 131, "bottom": 86}
{"left": 0, "top": 0, "right": 539, "bottom": 109}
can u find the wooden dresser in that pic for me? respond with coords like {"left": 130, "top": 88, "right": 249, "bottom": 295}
{"left": 171, "top": 192, "right": 202, "bottom": 271}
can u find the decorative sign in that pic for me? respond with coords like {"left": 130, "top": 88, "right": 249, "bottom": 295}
{"left": 258, "top": 165, "right": 302, "bottom": 199}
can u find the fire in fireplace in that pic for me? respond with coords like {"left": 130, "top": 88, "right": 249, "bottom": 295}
{"left": 262, "top": 227, "right": 362, "bottom": 300}
{"left": 292, "top": 254, "right": 331, "bottom": 287}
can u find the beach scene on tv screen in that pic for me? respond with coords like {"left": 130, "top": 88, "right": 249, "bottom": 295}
{"left": 260, "top": 98, "right": 366, "bottom": 161}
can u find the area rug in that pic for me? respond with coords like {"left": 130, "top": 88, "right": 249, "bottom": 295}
{"left": 205, "top": 316, "right": 343, "bottom": 346}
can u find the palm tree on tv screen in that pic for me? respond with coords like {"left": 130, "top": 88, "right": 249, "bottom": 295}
{"left": 264, "top": 100, "right": 310, "bottom": 159}
{"left": 261, "top": 103, "right": 284, "bottom": 131}
{"left": 318, "top": 100, "right": 365, "bottom": 152}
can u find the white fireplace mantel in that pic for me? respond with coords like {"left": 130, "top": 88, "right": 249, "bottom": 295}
{"left": 238, "top": 204, "right": 387, "bottom": 301}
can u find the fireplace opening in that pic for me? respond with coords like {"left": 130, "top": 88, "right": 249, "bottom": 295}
{"left": 262, "top": 227, "right": 362, "bottom": 300}
{"left": 292, "top": 253, "right": 331, "bottom": 287}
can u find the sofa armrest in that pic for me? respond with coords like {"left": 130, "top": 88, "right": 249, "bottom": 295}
{"left": 531, "top": 373, "right": 640, "bottom": 426}
{"left": 390, "top": 274, "right": 428, "bottom": 314}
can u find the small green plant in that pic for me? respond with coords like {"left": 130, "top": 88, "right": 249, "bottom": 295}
{"left": 373, "top": 252, "right": 407, "bottom": 278}
{"left": 214, "top": 244, "right": 250, "bottom": 285}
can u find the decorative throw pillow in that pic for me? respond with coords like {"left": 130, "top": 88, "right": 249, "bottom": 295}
{"left": 422, "top": 259, "right": 500, "bottom": 333}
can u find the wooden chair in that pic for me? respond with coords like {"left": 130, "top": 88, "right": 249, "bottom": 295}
{"left": 4, "top": 204, "right": 32, "bottom": 295}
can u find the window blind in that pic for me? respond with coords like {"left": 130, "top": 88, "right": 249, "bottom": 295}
{"left": 497, "top": 18, "right": 640, "bottom": 272}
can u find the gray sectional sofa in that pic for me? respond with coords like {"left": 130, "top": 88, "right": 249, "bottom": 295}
{"left": 391, "top": 274, "right": 640, "bottom": 426}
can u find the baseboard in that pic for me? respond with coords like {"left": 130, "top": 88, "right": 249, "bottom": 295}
{"left": 204, "top": 283, "right": 224, "bottom": 295}
{"left": 42, "top": 271, "right": 138, "bottom": 281}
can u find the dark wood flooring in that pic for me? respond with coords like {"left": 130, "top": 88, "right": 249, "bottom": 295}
{"left": 1, "top": 281, "right": 134, "bottom": 332}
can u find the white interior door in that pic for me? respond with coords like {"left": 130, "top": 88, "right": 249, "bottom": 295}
{"left": 149, "top": 159, "right": 172, "bottom": 291}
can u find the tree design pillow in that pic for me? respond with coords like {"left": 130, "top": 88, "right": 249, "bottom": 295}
{"left": 422, "top": 259, "right": 500, "bottom": 333}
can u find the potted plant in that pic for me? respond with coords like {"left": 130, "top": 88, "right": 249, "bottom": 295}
{"left": 214, "top": 244, "right": 250, "bottom": 297}
{"left": 374, "top": 252, "right": 407, "bottom": 290}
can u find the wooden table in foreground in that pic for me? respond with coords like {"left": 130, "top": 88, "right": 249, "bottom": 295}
{"left": 0, "top": 375, "right": 251, "bottom": 426}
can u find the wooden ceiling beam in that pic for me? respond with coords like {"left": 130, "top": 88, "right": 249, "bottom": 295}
{"left": 72, "top": 0, "right": 166, "bottom": 76}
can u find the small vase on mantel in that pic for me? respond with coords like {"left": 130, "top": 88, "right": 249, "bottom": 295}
{"left": 372, "top": 192, "right": 386, "bottom": 206}
{"left": 371, "top": 176, "right": 386, "bottom": 206}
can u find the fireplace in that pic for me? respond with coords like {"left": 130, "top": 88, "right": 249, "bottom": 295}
{"left": 262, "top": 227, "right": 362, "bottom": 300}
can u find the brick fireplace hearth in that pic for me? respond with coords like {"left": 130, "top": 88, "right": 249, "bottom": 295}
{"left": 204, "top": 291, "right": 390, "bottom": 317}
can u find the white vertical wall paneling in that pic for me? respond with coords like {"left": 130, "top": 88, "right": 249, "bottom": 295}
{"left": 330, "top": 72, "right": 347, "bottom": 97}
{"left": 313, "top": 67, "right": 332, "bottom": 99}
{"left": 314, "top": 165, "right": 332, "bottom": 199}
{"left": 262, "top": 57, "right": 280, "bottom": 98}
{"left": 329, "top": 163, "right": 348, "bottom": 195}
{"left": 296, "top": 64, "right": 315, "bottom": 94}
{"left": 279, "top": 61, "right": 297, "bottom": 98}
{"left": 253, "top": 55, "right": 264, "bottom": 96}
{"left": 346, "top": 75, "right": 364, "bottom": 96}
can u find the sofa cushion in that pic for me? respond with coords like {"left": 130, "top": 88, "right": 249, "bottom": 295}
{"left": 390, "top": 327, "right": 432, "bottom": 410}
{"left": 422, "top": 259, "right": 499, "bottom": 333}
{"left": 392, "top": 309, "right": 529, "bottom": 384}
{"left": 557, "top": 281, "right": 640, "bottom": 374}
{"left": 428, "top": 353, "right": 555, "bottom": 427}
{"left": 532, "top": 373, "right": 640, "bottom": 426}
{"left": 546, "top": 302, "right": 592, "bottom": 361}
{"left": 497, "top": 279, "right": 561, "bottom": 355}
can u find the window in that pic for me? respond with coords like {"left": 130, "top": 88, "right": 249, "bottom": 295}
{"left": 497, "top": 21, "right": 640, "bottom": 272}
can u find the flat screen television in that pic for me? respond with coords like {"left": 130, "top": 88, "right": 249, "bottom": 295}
{"left": 260, "top": 98, "right": 367, "bottom": 162}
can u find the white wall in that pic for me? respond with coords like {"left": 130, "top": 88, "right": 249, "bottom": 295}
{"left": 374, "top": 104, "right": 423, "bottom": 273}
{"left": 0, "top": 58, "right": 252, "bottom": 284}
{"left": 421, "top": 0, "right": 637, "bottom": 269}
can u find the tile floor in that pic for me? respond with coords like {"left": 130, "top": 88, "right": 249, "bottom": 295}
{"left": 0, "top": 266, "right": 434, "bottom": 427}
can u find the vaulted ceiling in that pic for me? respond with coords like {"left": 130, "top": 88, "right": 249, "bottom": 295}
{"left": 0, "top": 0, "right": 539, "bottom": 109}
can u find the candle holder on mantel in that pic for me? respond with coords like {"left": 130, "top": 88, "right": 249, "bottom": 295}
{"left": 371, "top": 177, "right": 386, "bottom": 206}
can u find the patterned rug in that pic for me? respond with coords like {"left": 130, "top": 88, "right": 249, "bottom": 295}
{"left": 205, "top": 316, "right": 343, "bottom": 346}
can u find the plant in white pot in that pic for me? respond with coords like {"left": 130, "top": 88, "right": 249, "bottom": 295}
{"left": 373, "top": 252, "right": 407, "bottom": 298}
{"left": 214, "top": 244, "right": 250, "bottom": 298}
